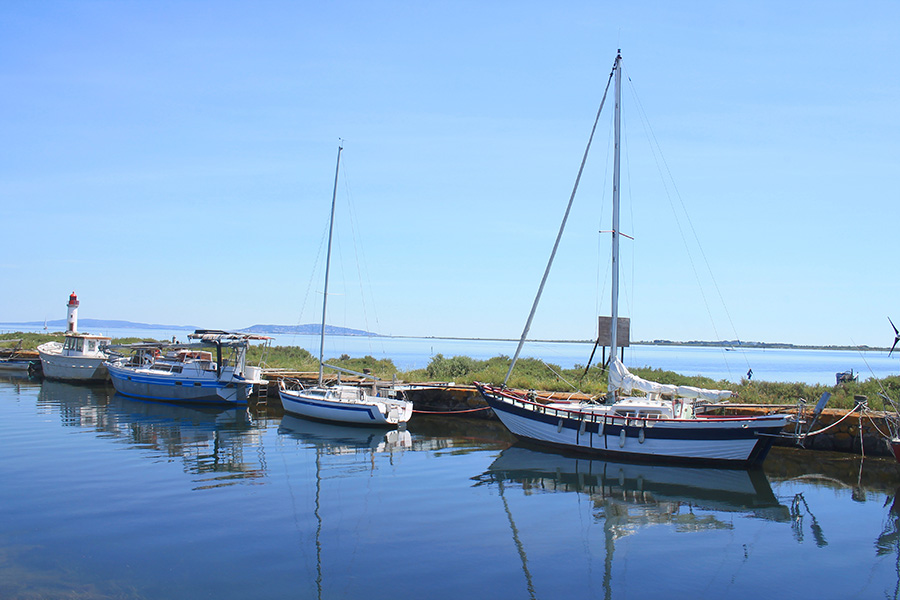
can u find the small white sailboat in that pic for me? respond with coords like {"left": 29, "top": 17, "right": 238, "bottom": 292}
{"left": 476, "top": 52, "right": 789, "bottom": 467}
{"left": 279, "top": 144, "right": 413, "bottom": 426}
{"left": 37, "top": 292, "right": 111, "bottom": 381}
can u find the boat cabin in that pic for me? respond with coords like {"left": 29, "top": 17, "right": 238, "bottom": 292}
{"left": 611, "top": 397, "right": 677, "bottom": 420}
{"left": 61, "top": 334, "right": 110, "bottom": 357}
{"left": 613, "top": 408, "right": 667, "bottom": 420}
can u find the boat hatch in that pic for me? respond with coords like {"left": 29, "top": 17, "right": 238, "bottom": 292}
{"left": 614, "top": 409, "right": 664, "bottom": 419}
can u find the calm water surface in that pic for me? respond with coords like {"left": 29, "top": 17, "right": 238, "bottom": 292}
{"left": 3, "top": 377, "right": 900, "bottom": 599}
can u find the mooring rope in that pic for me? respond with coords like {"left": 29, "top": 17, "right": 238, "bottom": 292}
{"left": 412, "top": 406, "right": 492, "bottom": 415}
{"left": 803, "top": 404, "right": 861, "bottom": 437}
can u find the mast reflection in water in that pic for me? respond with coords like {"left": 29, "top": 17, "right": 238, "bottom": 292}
{"left": 475, "top": 446, "right": 791, "bottom": 600}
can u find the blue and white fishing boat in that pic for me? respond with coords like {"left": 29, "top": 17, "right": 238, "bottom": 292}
{"left": 476, "top": 52, "right": 789, "bottom": 467}
{"left": 106, "top": 330, "right": 271, "bottom": 405}
{"left": 278, "top": 144, "right": 413, "bottom": 426}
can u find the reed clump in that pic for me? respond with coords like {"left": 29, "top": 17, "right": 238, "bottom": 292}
{"left": 1, "top": 332, "right": 64, "bottom": 346}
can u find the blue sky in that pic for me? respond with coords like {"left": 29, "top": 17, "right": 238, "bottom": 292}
{"left": 1, "top": 1, "right": 898, "bottom": 347}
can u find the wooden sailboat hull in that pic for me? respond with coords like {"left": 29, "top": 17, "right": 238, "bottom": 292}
{"left": 479, "top": 385, "right": 787, "bottom": 467}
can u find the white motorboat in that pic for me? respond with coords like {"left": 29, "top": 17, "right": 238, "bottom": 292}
{"left": 106, "top": 330, "right": 271, "bottom": 405}
{"left": 278, "top": 144, "right": 413, "bottom": 426}
{"left": 476, "top": 52, "right": 789, "bottom": 467}
{"left": 37, "top": 292, "right": 111, "bottom": 381}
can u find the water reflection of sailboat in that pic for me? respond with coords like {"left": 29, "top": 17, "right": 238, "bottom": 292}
{"left": 475, "top": 445, "right": 790, "bottom": 600}
{"left": 278, "top": 414, "right": 411, "bottom": 600}
{"left": 278, "top": 414, "right": 411, "bottom": 453}
{"left": 485, "top": 445, "right": 790, "bottom": 522}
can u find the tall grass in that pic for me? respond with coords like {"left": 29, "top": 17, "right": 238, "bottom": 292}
{"left": 1, "top": 332, "right": 64, "bottom": 346}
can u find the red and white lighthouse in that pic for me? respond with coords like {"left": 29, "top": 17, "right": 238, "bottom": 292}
{"left": 66, "top": 292, "right": 79, "bottom": 333}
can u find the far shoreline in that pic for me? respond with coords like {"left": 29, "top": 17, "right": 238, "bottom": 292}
{"left": 385, "top": 334, "right": 888, "bottom": 353}
{"left": 1, "top": 322, "right": 888, "bottom": 352}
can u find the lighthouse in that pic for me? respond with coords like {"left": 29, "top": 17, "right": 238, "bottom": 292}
{"left": 66, "top": 292, "right": 79, "bottom": 334}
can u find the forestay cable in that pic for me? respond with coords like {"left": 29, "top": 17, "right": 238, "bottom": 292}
{"left": 504, "top": 57, "right": 618, "bottom": 386}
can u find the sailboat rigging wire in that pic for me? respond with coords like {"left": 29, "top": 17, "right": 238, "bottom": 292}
{"left": 340, "top": 154, "right": 387, "bottom": 357}
{"left": 294, "top": 201, "right": 333, "bottom": 340}
{"left": 853, "top": 340, "right": 900, "bottom": 421}
{"left": 504, "top": 59, "right": 617, "bottom": 386}
{"left": 623, "top": 68, "right": 751, "bottom": 379}
{"left": 539, "top": 359, "right": 581, "bottom": 393}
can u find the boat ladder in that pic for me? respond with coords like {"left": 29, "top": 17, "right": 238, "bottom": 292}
{"left": 254, "top": 381, "right": 269, "bottom": 423}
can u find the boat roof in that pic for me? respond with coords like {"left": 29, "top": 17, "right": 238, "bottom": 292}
{"left": 188, "top": 329, "right": 273, "bottom": 344}
{"left": 65, "top": 332, "right": 112, "bottom": 340}
{"left": 109, "top": 330, "right": 271, "bottom": 352}
{"left": 106, "top": 341, "right": 169, "bottom": 351}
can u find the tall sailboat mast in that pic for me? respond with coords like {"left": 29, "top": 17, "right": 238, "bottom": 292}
{"left": 318, "top": 143, "right": 343, "bottom": 385}
{"left": 609, "top": 51, "right": 622, "bottom": 369}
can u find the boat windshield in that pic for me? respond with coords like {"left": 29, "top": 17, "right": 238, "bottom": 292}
{"left": 64, "top": 337, "right": 84, "bottom": 352}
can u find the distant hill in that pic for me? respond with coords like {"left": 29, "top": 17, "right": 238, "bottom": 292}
{"left": 9, "top": 319, "right": 197, "bottom": 331}
{"left": 238, "top": 324, "right": 378, "bottom": 336}
{"left": 3, "top": 319, "right": 377, "bottom": 337}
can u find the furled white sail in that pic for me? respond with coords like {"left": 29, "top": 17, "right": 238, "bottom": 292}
{"left": 609, "top": 359, "right": 733, "bottom": 401}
